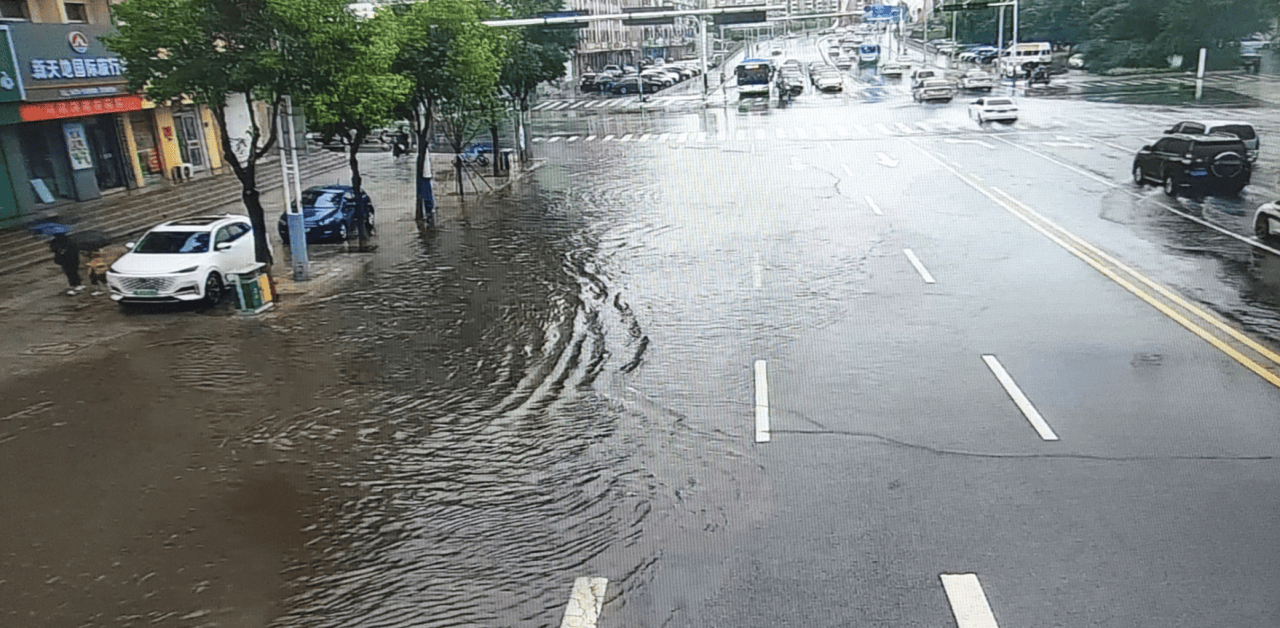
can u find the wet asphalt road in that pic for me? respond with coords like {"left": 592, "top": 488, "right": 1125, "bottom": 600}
{"left": 5, "top": 35, "right": 1280, "bottom": 628}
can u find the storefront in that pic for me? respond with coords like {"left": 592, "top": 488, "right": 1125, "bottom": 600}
{"left": 0, "top": 23, "right": 152, "bottom": 214}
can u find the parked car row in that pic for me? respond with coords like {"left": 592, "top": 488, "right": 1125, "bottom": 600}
{"left": 580, "top": 62, "right": 702, "bottom": 96}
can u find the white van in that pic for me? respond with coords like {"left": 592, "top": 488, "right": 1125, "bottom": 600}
{"left": 998, "top": 42, "right": 1053, "bottom": 77}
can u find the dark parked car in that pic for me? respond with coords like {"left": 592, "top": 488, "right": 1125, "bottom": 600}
{"left": 277, "top": 185, "right": 375, "bottom": 244}
{"left": 1132, "top": 134, "right": 1252, "bottom": 196}
{"left": 579, "top": 73, "right": 602, "bottom": 93}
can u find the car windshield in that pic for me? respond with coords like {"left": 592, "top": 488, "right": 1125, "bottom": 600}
{"left": 133, "top": 230, "right": 210, "bottom": 254}
{"left": 1211, "top": 124, "right": 1256, "bottom": 140}
{"left": 301, "top": 190, "right": 341, "bottom": 207}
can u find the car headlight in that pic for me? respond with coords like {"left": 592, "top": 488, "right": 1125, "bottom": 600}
{"left": 176, "top": 266, "right": 200, "bottom": 274}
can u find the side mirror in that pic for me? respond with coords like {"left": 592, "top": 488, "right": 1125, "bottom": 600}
{"left": 215, "top": 242, "right": 232, "bottom": 251}
{"left": 1163, "top": 128, "right": 1175, "bottom": 134}
{"left": 125, "top": 242, "right": 135, "bottom": 250}
{"left": 1141, "top": 145, "right": 1152, "bottom": 151}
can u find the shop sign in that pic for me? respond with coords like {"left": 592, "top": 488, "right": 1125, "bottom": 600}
{"left": 8, "top": 23, "right": 126, "bottom": 102}
{"left": 63, "top": 121, "right": 92, "bottom": 170}
{"left": 0, "top": 26, "right": 25, "bottom": 103}
{"left": 20, "top": 94, "right": 143, "bottom": 121}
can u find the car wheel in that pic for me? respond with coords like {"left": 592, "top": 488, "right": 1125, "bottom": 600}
{"left": 1133, "top": 165, "right": 1145, "bottom": 185}
{"left": 203, "top": 272, "right": 224, "bottom": 306}
{"left": 1256, "top": 217, "right": 1271, "bottom": 239}
{"left": 1162, "top": 174, "right": 1178, "bottom": 197}
{"left": 338, "top": 221, "right": 349, "bottom": 241}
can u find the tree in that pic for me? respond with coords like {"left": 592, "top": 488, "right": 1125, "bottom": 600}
{"left": 301, "top": 8, "right": 412, "bottom": 250}
{"left": 391, "top": 0, "right": 505, "bottom": 215}
{"left": 1077, "top": 0, "right": 1278, "bottom": 71}
{"left": 104, "top": 0, "right": 340, "bottom": 265}
{"left": 494, "top": 0, "right": 576, "bottom": 162}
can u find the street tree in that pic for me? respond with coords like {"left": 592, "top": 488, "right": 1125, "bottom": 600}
{"left": 301, "top": 8, "right": 412, "bottom": 250}
{"left": 104, "top": 0, "right": 339, "bottom": 265}
{"left": 493, "top": 0, "right": 576, "bottom": 163}
{"left": 391, "top": 0, "right": 505, "bottom": 215}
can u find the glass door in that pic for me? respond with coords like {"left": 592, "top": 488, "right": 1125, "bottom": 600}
{"left": 173, "top": 111, "right": 206, "bottom": 171}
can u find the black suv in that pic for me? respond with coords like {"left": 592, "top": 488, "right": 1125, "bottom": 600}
{"left": 1132, "top": 133, "right": 1251, "bottom": 196}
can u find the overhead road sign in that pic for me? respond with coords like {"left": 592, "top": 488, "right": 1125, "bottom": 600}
{"left": 863, "top": 4, "right": 903, "bottom": 21}
{"left": 482, "top": 5, "right": 786, "bottom": 27}
{"left": 713, "top": 9, "right": 768, "bottom": 25}
{"left": 623, "top": 6, "right": 676, "bottom": 27}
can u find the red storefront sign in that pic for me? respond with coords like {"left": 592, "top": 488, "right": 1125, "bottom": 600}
{"left": 19, "top": 95, "right": 144, "bottom": 121}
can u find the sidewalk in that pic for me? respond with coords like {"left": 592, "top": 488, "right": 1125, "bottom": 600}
{"left": 0, "top": 151, "right": 537, "bottom": 381}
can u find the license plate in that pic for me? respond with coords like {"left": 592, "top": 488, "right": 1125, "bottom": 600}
{"left": 133, "top": 289, "right": 158, "bottom": 296}
{"left": 1190, "top": 169, "right": 1208, "bottom": 177}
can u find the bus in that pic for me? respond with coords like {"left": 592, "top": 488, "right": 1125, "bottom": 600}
{"left": 858, "top": 43, "right": 880, "bottom": 65}
{"left": 735, "top": 59, "right": 774, "bottom": 98}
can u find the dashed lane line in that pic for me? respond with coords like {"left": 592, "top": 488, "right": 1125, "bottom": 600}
{"left": 754, "top": 359, "right": 770, "bottom": 443}
{"left": 864, "top": 195, "right": 884, "bottom": 216}
{"left": 560, "top": 577, "right": 608, "bottom": 628}
{"left": 982, "top": 355, "right": 1060, "bottom": 441}
{"left": 940, "top": 574, "right": 1001, "bottom": 628}
{"left": 903, "top": 249, "right": 937, "bottom": 284}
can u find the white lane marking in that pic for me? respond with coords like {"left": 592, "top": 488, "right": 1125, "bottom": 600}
{"left": 532, "top": 137, "right": 545, "bottom": 143}
{"left": 982, "top": 355, "right": 1059, "bottom": 441}
{"left": 569, "top": 101, "right": 588, "bottom": 109}
{"left": 841, "top": 163, "right": 854, "bottom": 177}
{"left": 916, "top": 121, "right": 933, "bottom": 132}
{"left": 548, "top": 136, "right": 562, "bottom": 143}
{"left": 875, "top": 123, "right": 894, "bottom": 135}
{"left": 584, "top": 135, "right": 597, "bottom": 142}
{"left": 637, "top": 133, "right": 651, "bottom": 142}
{"left": 902, "top": 249, "right": 936, "bottom": 284}
{"left": 566, "top": 136, "right": 579, "bottom": 142}
{"left": 602, "top": 134, "right": 615, "bottom": 142}
{"left": 754, "top": 360, "right": 770, "bottom": 443}
{"left": 619, "top": 133, "right": 633, "bottom": 142}
{"left": 753, "top": 264, "right": 764, "bottom": 289}
{"left": 894, "top": 122, "right": 914, "bottom": 134}
{"left": 944, "top": 138, "right": 995, "bottom": 149}
{"left": 940, "top": 574, "right": 1000, "bottom": 628}
{"left": 875, "top": 152, "right": 900, "bottom": 168}
{"left": 560, "top": 577, "right": 609, "bottom": 628}
{"left": 864, "top": 195, "right": 884, "bottom": 216}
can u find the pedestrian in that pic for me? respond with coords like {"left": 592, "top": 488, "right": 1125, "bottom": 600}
{"left": 50, "top": 232, "right": 83, "bottom": 295}
{"left": 86, "top": 250, "right": 109, "bottom": 296}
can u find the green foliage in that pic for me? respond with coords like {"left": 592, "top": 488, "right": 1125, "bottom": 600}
{"left": 302, "top": 9, "right": 412, "bottom": 138}
{"left": 492, "top": 0, "right": 576, "bottom": 110}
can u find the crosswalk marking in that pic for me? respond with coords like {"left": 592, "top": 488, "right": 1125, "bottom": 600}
{"left": 875, "top": 123, "right": 893, "bottom": 135}
{"left": 894, "top": 122, "right": 914, "bottom": 134}
{"left": 619, "top": 133, "right": 633, "bottom": 142}
{"left": 602, "top": 134, "right": 615, "bottom": 141}
{"left": 548, "top": 136, "right": 561, "bottom": 143}
{"left": 658, "top": 133, "right": 670, "bottom": 142}
{"left": 638, "top": 133, "right": 651, "bottom": 142}
{"left": 567, "top": 136, "right": 579, "bottom": 142}
{"left": 916, "top": 121, "right": 933, "bottom": 132}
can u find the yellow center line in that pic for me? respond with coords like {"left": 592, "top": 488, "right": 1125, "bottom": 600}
{"left": 912, "top": 143, "right": 1280, "bottom": 390}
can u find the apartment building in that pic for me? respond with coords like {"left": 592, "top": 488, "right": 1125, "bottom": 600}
{"left": 569, "top": 0, "right": 697, "bottom": 76}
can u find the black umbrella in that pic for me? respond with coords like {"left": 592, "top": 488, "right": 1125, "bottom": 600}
{"left": 69, "top": 230, "right": 111, "bottom": 251}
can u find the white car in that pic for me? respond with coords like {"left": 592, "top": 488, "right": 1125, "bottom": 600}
{"left": 1254, "top": 200, "right": 1280, "bottom": 241}
{"left": 813, "top": 72, "right": 844, "bottom": 92}
{"left": 912, "top": 78, "right": 955, "bottom": 102}
{"left": 107, "top": 215, "right": 261, "bottom": 306}
{"left": 969, "top": 96, "right": 1018, "bottom": 122}
{"left": 958, "top": 69, "right": 994, "bottom": 91}
{"left": 879, "top": 60, "right": 910, "bottom": 77}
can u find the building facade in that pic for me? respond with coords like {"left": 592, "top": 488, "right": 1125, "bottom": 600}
{"left": 0, "top": 0, "right": 224, "bottom": 229}
{"left": 568, "top": 0, "right": 698, "bottom": 77}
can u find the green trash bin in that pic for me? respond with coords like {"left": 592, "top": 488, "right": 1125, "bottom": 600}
{"left": 230, "top": 263, "right": 274, "bottom": 314}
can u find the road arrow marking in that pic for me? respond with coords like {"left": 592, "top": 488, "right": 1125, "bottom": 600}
{"left": 944, "top": 138, "right": 995, "bottom": 149}
{"left": 875, "top": 152, "right": 899, "bottom": 167}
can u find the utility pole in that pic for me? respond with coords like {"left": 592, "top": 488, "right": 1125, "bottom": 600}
{"left": 279, "top": 95, "right": 309, "bottom": 282}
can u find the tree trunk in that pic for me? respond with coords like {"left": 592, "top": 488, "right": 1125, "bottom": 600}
{"left": 213, "top": 102, "right": 276, "bottom": 267}
{"left": 490, "top": 123, "right": 501, "bottom": 178}
{"left": 454, "top": 152, "right": 464, "bottom": 197}
{"left": 348, "top": 129, "right": 370, "bottom": 251}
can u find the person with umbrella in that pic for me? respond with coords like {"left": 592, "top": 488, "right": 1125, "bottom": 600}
{"left": 49, "top": 231, "right": 84, "bottom": 295}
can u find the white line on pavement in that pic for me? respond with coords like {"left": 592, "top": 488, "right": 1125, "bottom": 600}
{"left": 754, "top": 360, "right": 770, "bottom": 443}
{"left": 841, "top": 163, "right": 854, "bottom": 177}
{"left": 548, "top": 136, "right": 562, "bottom": 143}
{"left": 902, "top": 249, "right": 936, "bottom": 284}
{"left": 602, "top": 134, "right": 615, "bottom": 142}
{"left": 864, "top": 195, "right": 884, "bottom": 216}
{"left": 585, "top": 135, "right": 596, "bottom": 142}
{"left": 940, "top": 574, "right": 1000, "bottom": 628}
{"left": 875, "top": 123, "right": 893, "bottom": 135}
{"left": 619, "top": 133, "right": 633, "bottom": 142}
{"left": 981, "top": 354, "right": 1059, "bottom": 441}
{"left": 566, "top": 136, "right": 579, "bottom": 142}
{"left": 753, "top": 264, "right": 764, "bottom": 289}
{"left": 560, "top": 577, "right": 609, "bottom": 628}
{"left": 895, "top": 122, "right": 913, "bottom": 134}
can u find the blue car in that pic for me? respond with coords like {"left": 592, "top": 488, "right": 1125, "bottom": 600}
{"left": 277, "top": 185, "right": 375, "bottom": 244}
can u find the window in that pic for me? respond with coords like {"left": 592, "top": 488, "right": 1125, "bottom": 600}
{"left": 63, "top": 1, "right": 86, "bottom": 22}
{"left": 0, "top": 0, "right": 29, "bottom": 20}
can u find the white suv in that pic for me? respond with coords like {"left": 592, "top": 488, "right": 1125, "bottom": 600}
{"left": 107, "top": 215, "right": 261, "bottom": 306}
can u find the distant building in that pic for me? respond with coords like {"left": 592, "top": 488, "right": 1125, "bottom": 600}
{"left": 568, "top": 0, "right": 697, "bottom": 76}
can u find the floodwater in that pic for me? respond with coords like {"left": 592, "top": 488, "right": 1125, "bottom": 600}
{"left": 0, "top": 151, "right": 770, "bottom": 627}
